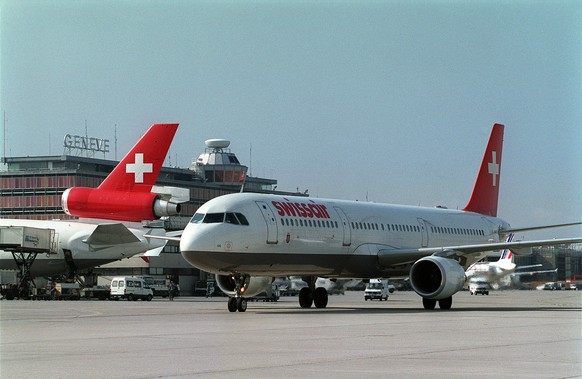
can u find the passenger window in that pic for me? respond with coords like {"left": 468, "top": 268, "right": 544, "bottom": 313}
{"left": 235, "top": 213, "right": 249, "bottom": 225}
{"left": 119, "top": 280, "right": 125, "bottom": 287}
{"left": 135, "top": 282, "right": 141, "bottom": 288}
{"left": 190, "top": 213, "right": 205, "bottom": 223}
{"left": 112, "top": 280, "right": 118, "bottom": 288}
{"left": 204, "top": 213, "right": 225, "bottom": 223}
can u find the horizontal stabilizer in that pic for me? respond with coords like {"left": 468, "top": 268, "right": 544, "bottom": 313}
{"left": 151, "top": 185, "right": 190, "bottom": 203}
{"left": 143, "top": 246, "right": 165, "bottom": 257}
{"left": 83, "top": 224, "right": 140, "bottom": 245}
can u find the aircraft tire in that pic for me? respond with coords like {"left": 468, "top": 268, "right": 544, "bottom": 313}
{"left": 228, "top": 297, "right": 237, "bottom": 312}
{"left": 299, "top": 287, "right": 313, "bottom": 308}
{"left": 438, "top": 297, "right": 452, "bottom": 310}
{"left": 313, "top": 287, "right": 328, "bottom": 308}
{"left": 422, "top": 298, "right": 437, "bottom": 310}
{"left": 237, "top": 298, "right": 247, "bottom": 312}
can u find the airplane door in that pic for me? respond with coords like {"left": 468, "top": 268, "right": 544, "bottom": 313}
{"left": 334, "top": 207, "right": 351, "bottom": 246}
{"left": 255, "top": 201, "right": 278, "bottom": 244}
{"left": 417, "top": 218, "right": 429, "bottom": 247}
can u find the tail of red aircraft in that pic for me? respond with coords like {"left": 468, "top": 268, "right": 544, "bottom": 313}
{"left": 61, "top": 123, "right": 180, "bottom": 222}
{"left": 463, "top": 123, "right": 504, "bottom": 217}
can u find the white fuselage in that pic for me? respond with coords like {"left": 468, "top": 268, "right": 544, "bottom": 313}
{"left": 0, "top": 219, "right": 165, "bottom": 277}
{"left": 180, "top": 193, "right": 510, "bottom": 278}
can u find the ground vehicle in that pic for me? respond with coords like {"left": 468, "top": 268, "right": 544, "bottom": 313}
{"left": 364, "top": 279, "right": 391, "bottom": 301}
{"left": 110, "top": 276, "right": 153, "bottom": 301}
{"left": 249, "top": 284, "right": 280, "bottom": 302}
{"left": 469, "top": 280, "right": 490, "bottom": 295}
{"left": 139, "top": 276, "right": 169, "bottom": 297}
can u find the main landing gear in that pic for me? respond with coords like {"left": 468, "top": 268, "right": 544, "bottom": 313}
{"left": 422, "top": 296, "right": 453, "bottom": 310}
{"left": 298, "top": 277, "right": 328, "bottom": 309}
{"left": 227, "top": 274, "right": 248, "bottom": 313}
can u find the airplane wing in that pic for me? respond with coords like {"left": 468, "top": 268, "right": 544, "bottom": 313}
{"left": 500, "top": 221, "right": 582, "bottom": 234}
{"left": 83, "top": 223, "right": 140, "bottom": 246}
{"left": 511, "top": 268, "right": 557, "bottom": 277}
{"left": 377, "top": 237, "right": 582, "bottom": 267}
{"left": 144, "top": 233, "right": 181, "bottom": 244}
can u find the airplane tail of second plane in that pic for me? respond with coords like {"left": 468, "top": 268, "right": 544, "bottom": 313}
{"left": 61, "top": 123, "right": 181, "bottom": 222}
{"left": 463, "top": 123, "right": 504, "bottom": 217}
{"left": 98, "top": 123, "right": 179, "bottom": 192}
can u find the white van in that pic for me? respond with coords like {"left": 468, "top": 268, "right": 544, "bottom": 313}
{"left": 110, "top": 276, "right": 153, "bottom": 301}
{"left": 469, "top": 280, "right": 490, "bottom": 295}
{"left": 364, "top": 279, "right": 393, "bottom": 301}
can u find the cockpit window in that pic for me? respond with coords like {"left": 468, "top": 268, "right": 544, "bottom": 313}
{"left": 191, "top": 212, "right": 249, "bottom": 225}
{"left": 190, "top": 213, "right": 204, "bottom": 223}
{"left": 225, "top": 213, "right": 239, "bottom": 224}
{"left": 235, "top": 213, "right": 249, "bottom": 225}
{"left": 203, "top": 213, "right": 225, "bottom": 223}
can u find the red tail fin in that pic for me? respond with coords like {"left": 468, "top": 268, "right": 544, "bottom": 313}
{"left": 61, "top": 123, "right": 180, "bottom": 222}
{"left": 463, "top": 123, "right": 504, "bottom": 217}
{"left": 98, "top": 123, "right": 179, "bottom": 192}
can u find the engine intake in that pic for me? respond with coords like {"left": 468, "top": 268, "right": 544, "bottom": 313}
{"left": 409, "top": 256, "right": 466, "bottom": 300}
{"left": 216, "top": 275, "right": 273, "bottom": 298}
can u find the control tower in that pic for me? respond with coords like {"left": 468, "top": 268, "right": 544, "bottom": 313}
{"left": 190, "top": 139, "right": 248, "bottom": 187}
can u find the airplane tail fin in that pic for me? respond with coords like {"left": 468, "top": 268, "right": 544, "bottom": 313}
{"left": 98, "top": 123, "right": 179, "bottom": 192}
{"left": 463, "top": 123, "right": 504, "bottom": 217}
{"left": 499, "top": 233, "right": 515, "bottom": 262}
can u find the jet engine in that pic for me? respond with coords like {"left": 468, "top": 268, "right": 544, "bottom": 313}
{"left": 216, "top": 275, "right": 273, "bottom": 298}
{"left": 409, "top": 256, "right": 466, "bottom": 300}
{"left": 62, "top": 187, "right": 181, "bottom": 222}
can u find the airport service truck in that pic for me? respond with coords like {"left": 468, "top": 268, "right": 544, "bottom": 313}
{"left": 364, "top": 279, "right": 393, "bottom": 301}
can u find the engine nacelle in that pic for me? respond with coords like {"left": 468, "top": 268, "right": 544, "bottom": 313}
{"left": 62, "top": 187, "right": 181, "bottom": 222}
{"left": 409, "top": 256, "right": 466, "bottom": 300}
{"left": 216, "top": 275, "right": 273, "bottom": 298}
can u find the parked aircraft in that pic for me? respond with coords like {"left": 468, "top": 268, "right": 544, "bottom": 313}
{"left": 167, "top": 123, "right": 581, "bottom": 312}
{"left": 466, "top": 233, "right": 557, "bottom": 290}
{"left": 0, "top": 123, "right": 180, "bottom": 284}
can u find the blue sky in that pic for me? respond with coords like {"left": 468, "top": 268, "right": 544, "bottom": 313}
{"left": 1, "top": 1, "right": 580, "bottom": 239}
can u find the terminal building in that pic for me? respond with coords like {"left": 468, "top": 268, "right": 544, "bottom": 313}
{"left": 0, "top": 138, "right": 304, "bottom": 294}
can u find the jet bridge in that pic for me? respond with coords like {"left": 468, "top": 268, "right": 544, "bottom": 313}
{"left": 0, "top": 226, "right": 55, "bottom": 299}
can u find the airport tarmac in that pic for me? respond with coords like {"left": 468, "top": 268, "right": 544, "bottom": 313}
{"left": 1, "top": 290, "right": 581, "bottom": 379}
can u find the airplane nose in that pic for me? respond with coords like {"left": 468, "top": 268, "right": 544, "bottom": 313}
{"left": 180, "top": 224, "right": 214, "bottom": 256}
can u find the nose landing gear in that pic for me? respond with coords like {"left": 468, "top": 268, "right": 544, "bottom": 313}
{"left": 227, "top": 274, "right": 249, "bottom": 312}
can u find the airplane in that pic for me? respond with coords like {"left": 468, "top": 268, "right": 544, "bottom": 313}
{"left": 168, "top": 123, "right": 582, "bottom": 312}
{"left": 465, "top": 233, "right": 558, "bottom": 291}
{"left": 0, "top": 123, "right": 181, "bottom": 292}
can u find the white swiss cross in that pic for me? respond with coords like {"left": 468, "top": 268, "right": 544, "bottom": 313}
{"left": 487, "top": 151, "right": 499, "bottom": 187}
{"left": 126, "top": 153, "right": 153, "bottom": 183}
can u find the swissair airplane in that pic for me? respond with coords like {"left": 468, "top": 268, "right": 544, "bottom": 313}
{"left": 465, "top": 233, "right": 558, "bottom": 290}
{"left": 173, "top": 123, "right": 582, "bottom": 312}
{"left": 0, "top": 123, "right": 181, "bottom": 283}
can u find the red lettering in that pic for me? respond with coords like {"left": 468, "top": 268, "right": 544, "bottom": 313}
{"left": 272, "top": 199, "right": 330, "bottom": 219}
{"left": 317, "top": 204, "right": 330, "bottom": 218}
{"left": 272, "top": 201, "right": 285, "bottom": 216}
{"left": 302, "top": 203, "right": 314, "bottom": 218}
{"left": 309, "top": 204, "right": 320, "bottom": 218}
{"left": 281, "top": 202, "right": 297, "bottom": 217}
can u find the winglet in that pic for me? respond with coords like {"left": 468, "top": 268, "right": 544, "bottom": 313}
{"left": 98, "top": 123, "right": 179, "bottom": 192}
{"left": 463, "top": 124, "right": 504, "bottom": 217}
